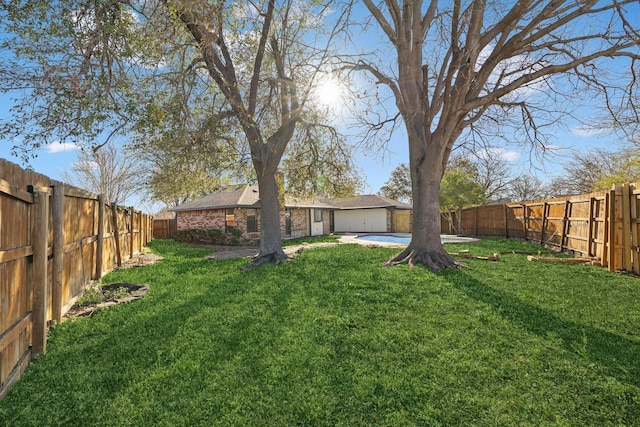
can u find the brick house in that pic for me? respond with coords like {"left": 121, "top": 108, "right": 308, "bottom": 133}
{"left": 169, "top": 184, "right": 335, "bottom": 240}
{"left": 169, "top": 185, "right": 413, "bottom": 240}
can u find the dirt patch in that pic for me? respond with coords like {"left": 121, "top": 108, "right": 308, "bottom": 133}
{"left": 121, "top": 252, "right": 164, "bottom": 268}
{"left": 205, "top": 242, "right": 342, "bottom": 260}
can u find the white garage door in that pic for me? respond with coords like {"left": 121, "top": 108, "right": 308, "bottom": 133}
{"left": 334, "top": 208, "right": 387, "bottom": 233}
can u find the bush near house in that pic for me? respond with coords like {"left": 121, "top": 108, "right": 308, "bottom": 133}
{"left": 173, "top": 228, "right": 247, "bottom": 246}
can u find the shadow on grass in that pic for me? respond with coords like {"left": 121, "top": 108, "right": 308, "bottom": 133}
{"left": 447, "top": 270, "right": 640, "bottom": 388}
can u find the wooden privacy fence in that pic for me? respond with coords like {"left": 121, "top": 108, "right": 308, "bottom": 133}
{"left": 153, "top": 218, "right": 177, "bottom": 239}
{"left": 450, "top": 183, "right": 640, "bottom": 273}
{"left": 0, "top": 159, "right": 153, "bottom": 400}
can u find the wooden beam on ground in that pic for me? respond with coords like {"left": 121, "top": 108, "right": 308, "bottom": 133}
{"left": 527, "top": 255, "right": 601, "bottom": 265}
{"left": 450, "top": 252, "right": 500, "bottom": 261}
{"left": 498, "top": 250, "right": 554, "bottom": 255}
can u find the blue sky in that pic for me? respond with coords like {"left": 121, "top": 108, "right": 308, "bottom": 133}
{"left": 0, "top": 2, "right": 634, "bottom": 211}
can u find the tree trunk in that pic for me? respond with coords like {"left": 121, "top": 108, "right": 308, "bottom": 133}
{"left": 243, "top": 167, "right": 288, "bottom": 269}
{"left": 386, "top": 132, "right": 460, "bottom": 271}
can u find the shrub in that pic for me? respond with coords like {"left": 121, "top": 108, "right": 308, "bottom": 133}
{"left": 230, "top": 228, "right": 243, "bottom": 246}
{"left": 173, "top": 228, "right": 247, "bottom": 246}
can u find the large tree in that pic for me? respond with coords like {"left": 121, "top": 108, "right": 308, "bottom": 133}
{"left": 1, "top": 1, "right": 351, "bottom": 267}
{"left": 351, "top": 0, "right": 640, "bottom": 270}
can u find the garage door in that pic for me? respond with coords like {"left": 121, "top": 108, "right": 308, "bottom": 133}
{"left": 334, "top": 208, "right": 387, "bottom": 233}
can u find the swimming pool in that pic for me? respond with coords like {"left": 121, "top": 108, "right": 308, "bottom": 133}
{"left": 355, "top": 234, "right": 478, "bottom": 244}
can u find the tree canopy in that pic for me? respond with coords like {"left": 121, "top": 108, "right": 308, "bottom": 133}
{"left": 1, "top": 0, "right": 356, "bottom": 267}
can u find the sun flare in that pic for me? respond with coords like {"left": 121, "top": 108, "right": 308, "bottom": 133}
{"left": 316, "top": 77, "right": 343, "bottom": 106}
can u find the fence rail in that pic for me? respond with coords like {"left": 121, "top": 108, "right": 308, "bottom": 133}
{"left": 0, "top": 159, "right": 153, "bottom": 400}
{"left": 448, "top": 183, "right": 640, "bottom": 273}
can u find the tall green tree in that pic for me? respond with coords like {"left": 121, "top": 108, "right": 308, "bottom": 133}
{"left": 379, "top": 163, "right": 412, "bottom": 202}
{"left": 1, "top": 1, "right": 352, "bottom": 267}
{"left": 440, "top": 164, "right": 486, "bottom": 234}
{"left": 352, "top": 0, "right": 640, "bottom": 270}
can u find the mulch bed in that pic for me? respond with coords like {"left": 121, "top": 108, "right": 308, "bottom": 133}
{"left": 64, "top": 252, "right": 162, "bottom": 318}
{"left": 64, "top": 283, "right": 149, "bottom": 318}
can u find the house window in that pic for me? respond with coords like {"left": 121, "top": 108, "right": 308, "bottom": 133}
{"left": 313, "top": 209, "right": 323, "bottom": 222}
{"left": 225, "top": 209, "right": 235, "bottom": 233}
{"left": 246, "top": 209, "right": 258, "bottom": 233}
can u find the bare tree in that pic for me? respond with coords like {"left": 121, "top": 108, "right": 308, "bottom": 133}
{"left": 62, "top": 144, "right": 145, "bottom": 205}
{"left": 507, "top": 174, "right": 551, "bottom": 202}
{"left": 348, "top": 0, "right": 640, "bottom": 270}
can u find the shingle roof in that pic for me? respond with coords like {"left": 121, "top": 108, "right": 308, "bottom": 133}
{"left": 170, "top": 186, "right": 412, "bottom": 212}
{"left": 169, "top": 185, "right": 260, "bottom": 212}
{"left": 322, "top": 194, "right": 413, "bottom": 210}
{"left": 284, "top": 196, "right": 336, "bottom": 209}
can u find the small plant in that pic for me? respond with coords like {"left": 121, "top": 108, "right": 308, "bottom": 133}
{"left": 75, "top": 286, "right": 105, "bottom": 307}
{"left": 103, "top": 287, "right": 130, "bottom": 301}
{"left": 75, "top": 284, "right": 131, "bottom": 307}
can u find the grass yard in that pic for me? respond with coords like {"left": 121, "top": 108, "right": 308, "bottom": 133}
{"left": 0, "top": 238, "right": 639, "bottom": 426}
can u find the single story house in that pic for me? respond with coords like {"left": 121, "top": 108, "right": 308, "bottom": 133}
{"left": 169, "top": 184, "right": 412, "bottom": 239}
{"left": 169, "top": 184, "right": 335, "bottom": 240}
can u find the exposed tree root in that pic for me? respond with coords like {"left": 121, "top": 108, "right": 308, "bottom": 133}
{"left": 242, "top": 250, "right": 289, "bottom": 270}
{"left": 385, "top": 246, "right": 462, "bottom": 271}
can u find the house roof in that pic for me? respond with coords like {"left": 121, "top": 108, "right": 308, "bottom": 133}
{"left": 322, "top": 194, "right": 413, "bottom": 210}
{"left": 169, "top": 185, "right": 260, "bottom": 212}
{"left": 284, "top": 196, "right": 336, "bottom": 209}
{"left": 170, "top": 185, "right": 412, "bottom": 212}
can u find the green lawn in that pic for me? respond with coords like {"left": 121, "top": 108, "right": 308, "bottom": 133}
{"left": 1, "top": 239, "right": 638, "bottom": 426}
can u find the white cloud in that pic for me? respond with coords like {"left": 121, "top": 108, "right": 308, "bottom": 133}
{"left": 501, "top": 150, "right": 521, "bottom": 161}
{"left": 476, "top": 147, "right": 521, "bottom": 162}
{"left": 45, "top": 142, "right": 80, "bottom": 153}
{"left": 571, "top": 125, "right": 608, "bottom": 138}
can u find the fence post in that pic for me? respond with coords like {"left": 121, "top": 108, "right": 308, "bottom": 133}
{"left": 51, "top": 182, "right": 65, "bottom": 323}
{"left": 522, "top": 204, "right": 528, "bottom": 241}
{"left": 630, "top": 184, "right": 640, "bottom": 274}
{"left": 96, "top": 194, "right": 105, "bottom": 279}
{"left": 504, "top": 205, "right": 509, "bottom": 238}
{"left": 622, "top": 183, "right": 632, "bottom": 272}
{"left": 587, "top": 197, "right": 595, "bottom": 257}
{"left": 112, "top": 204, "right": 122, "bottom": 267}
{"left": 29, "top": 185, "right": 51, "bottom": 356}
{"left": 129, "top": 207, "right": 135, "bottom": 259}
{"left": 540, "top": 202, "right": 548, "bottom": 245}
{"left": 608, "top": 187, "right": 616, "bottom": 271}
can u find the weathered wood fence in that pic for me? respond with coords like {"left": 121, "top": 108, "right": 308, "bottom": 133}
{"left": 0, "top": 159, "right": 153, "bottom": 400}
{"left": 153, "top": 218, "right": 177, "bottom": 239}
{"left": 448, "top": 183, "right": 640, "bottom": 273}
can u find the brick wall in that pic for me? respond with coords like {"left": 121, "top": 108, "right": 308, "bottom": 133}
{"left": 288, "top": 208, "right": 309, "bottom": 237}
{"left": 176, "top": 209, "right": 226, "bottom": 231}
{"left": 178, "top": 207, "right": 333, "bottom": 240}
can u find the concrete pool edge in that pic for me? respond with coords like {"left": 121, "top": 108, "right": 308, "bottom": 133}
{"left": 338, "top": 234, "right": 479, "bottom": 247}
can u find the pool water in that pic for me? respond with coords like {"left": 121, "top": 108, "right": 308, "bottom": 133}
{"left": 355, "top": 234, "right": 478, "bottom": 244}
